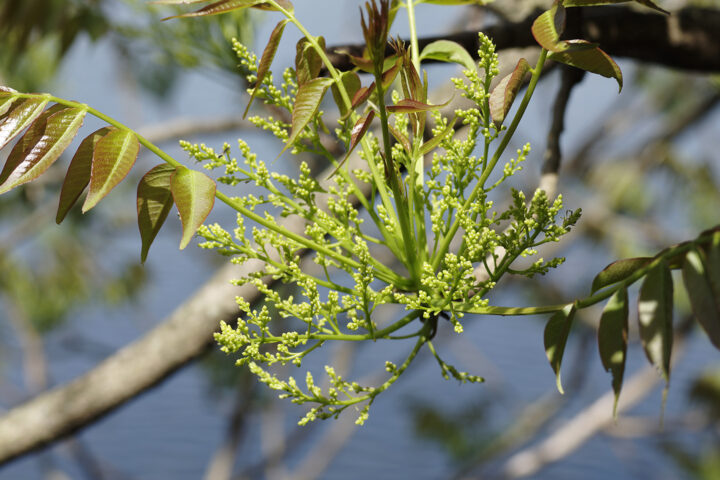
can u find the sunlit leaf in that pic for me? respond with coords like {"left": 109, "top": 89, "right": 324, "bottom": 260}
{"left": 544, "top": 303, "right": 576, "bottom": 394}
{"left": 161, "top": 0, "right": 265, "bottom": 19}
{"left": 562, "top": 0, "right": 668, "bottom": 14}
{"left": 549, "top": 47, "right": 623, "bottom": 92}
{"left": 386, "top": 98, "right": 450, "bottom": 114}
{"left": 0, "top": 93, "right": 18, "bottom": 118}
{"left": 295, "top": 37, "right": 325, "bottom": 86}
{"left": 0, "top": 96, "right": 50, "bottom": 150}
{"left": 331, "top": 71, "right": 362, "bottom": 119}
{"left": 328, "top": 109, "right": 375, "bottom": 178}
{"left": 419, "top": 116, "right": 457, "bottom": 156}
{"left": 252, "top": 0, "right": 294, "bottom": 11}
{"left": 598, "top": 287, "right": 629, "bottom": 415}
{"left": 279, "top": 77, "right": 333, "bottom": 157}
{"left": 591, "top": 257, "right": 652, "bottom": 293}
{"left": 56, "top": 127, "right": 111, "bottom": 224}
{"left": 489, "top": 58, "right": 530, "bottom": 126}
{"left": 682, "top": 248, "right": 720, "bottom": 349}
{"left": 137, "top": 164, "right": 177, "bottom": 262}
{"left": 170, "top": 166, "right": 216, "bottom": 250}
{"left": 531, "top": 5, "right": 565, "bottom": 52}
{"left": 0, "top": 106, "right": 86, "bottom": 194}
{"left": 419, "top": 40, "right": 476, "bottom": 73}
{"left": 83, "top": 129, "right": 140, "bottom": 212}
{"left": 244, "top": 19, "right": 288, "bottom": 118}
{"left": 638, "top": 261, "right": 673, "bottom": 382}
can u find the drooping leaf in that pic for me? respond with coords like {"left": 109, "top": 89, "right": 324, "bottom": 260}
{"left": 295, "top": 37, "right": 325, "bottom": 87}
{"left": 544, "top": 303, "right": 576, "bottom": 394}
{"left": 0, "top": 96, "right": 50, "bottom": 150}
{"left": 598, "top": 287, "right": 629, "bottom": 415}
{"left": 331, "top": 71, "right": 362, "bottom": 119}
{"left": 0, "top": 104, "right": 66, "bottom": 186}
{"left": 279, "top": 77, "right": 334, "bottom": 158}
{"left": 243, "top": 19, "right": 288, "bottom": 118}
{"left": 591, "top": 257, "right": 652, "bottom": 293}
{"left": 419, "top": 40, "right": 476, "bottom": 73}
{"left": 562, "top": 0, "right": 669, "bottom": 15}
{"left": 388, "top": 124, "right": 411, "bottom": 155}
{"left": 170, "top": 166, "right": 216, "bottom": 250}
{"left": 83, "top": 129, "right": 140, "bottom": 212}
{"left": 137, "top": 164, "right": 177, "bottom": 262}
{"left": 549, "top": 47, "right": 623, "bottom": 92}
{"left": 350, "top": 84, "right": 373, "bottom": 112}
{"left": 682, "top": 248, "right": 720, "bottom": 349}
{"left": 0, "top": 106, "right": 86, "bottom": 195}
{"left": 419, "top": 116, "right": 457, "bottom": 156}
{"left": 161, "top": 0, "right": 264, "bottom": 19}
{"left": 56, "top": 127, "right": 112, "bottom": 224}
{"left": 638, "top": 261, "right": 674, "bottom": 382}
{"left": 531, "top": 5, "right": 565, "bottom": 52}
{"left": 328, "top": 109, "right": 375, "bottom": 178}
{"left": 489, "top": 58, "right": 530, "bottom": 126}
{"left": 386, "top": 98, "right": 451, "bottom": 114}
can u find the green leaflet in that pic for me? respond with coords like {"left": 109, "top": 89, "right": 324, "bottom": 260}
{"left": 419, "top": 40, "right": 476, "bottom": 73}
{"left": 531, "top": 4, "right": 565, "bottom": 52}
{"left": 83, "top": 128, "right": 140, "bottom": 212}
{"left": 638, "top": 261, "right": 674, "bottom": 382}
{"left": 386, "top": 98, "right": 450, "bottom": 114}
{"left": 56, "top": 127, "right": 112, "bottom": 224}
{"left": 591, "top": 257, "right": 652, "bottom": 293}
{"left": 0, "top": 106, "right": 86, "bottom": 195}
{"left": 244, "top": 19, "right": 288, "bottom": 118}
{"left": 279, "top": 77, "right": 334, "bottom": 158}
{"left": 682, "top": 248, "right": 720, "bottom": 349}
{"left": 0, "top": 96, "right": 51, "bottom": 150}
{"left": 170, "top": 166, "right": 217, "bottom": 250}
{"left": 295, "top": 37, "right": 325, "bottom": 87}
{"left": 549, "top": 47, "right": 623, "bottom": 92}
{"left": 162, "top": 0, "right": 266, "bottom": 19}
{"left": 137, "top": 164, "right": 177, "bottom": 262}
{"left": 544, "top": 303, "right": 576, "bottom": 394}
{"left": 598, "top": 287, "right": 629, "bottom": 415}
{"left": 331, "top": 71, "right": 362, "bottom": 119}
{"left": 489, "top": 58, "right": 530, "bottom": 126}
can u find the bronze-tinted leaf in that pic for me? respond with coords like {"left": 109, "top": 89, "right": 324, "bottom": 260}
{"left": 682, "top": 248, "right": 720, "bottom": 349}
{"left": 244, "top": 19, "right": 288, "bottom": 118}
{"left": 549, "top": 47, "right": 623, "bottom": 92}
{"left": 279, "top": 77, "right": 334, "bottom": 158}
{"left": 0, "top": 106, "right": 86, "bottom": 195}
{"left": 591, "top": 257, "right": 652, "bottom": 293}
{"left": 386, "top": 98, "right": 450, "bottom": 114}
{"left": 531, "top": 4, "right": 565, "bottom": 52}
{"left": 331, "top": 71, "right": 362, "bottom": 119}
{"left": 56, "top": 127, "right": 112, "bottom": 224}
{"left": 83, "top": 129, "right": 140, "bottom": 212}
{"left": 162, "top": 0, "right": 264, "bottom": 19}
{"left": 598, "top": 287, "right": 629, "bottom": 415}
{"left": 170, "top": 166, "right": 216, "bottom": 250}
{"left": 638, "top": 261, "right": 674, "bottom": 382}
{"left": 252, "top": 0, "right": 294, "bottom": 11}
{"left": 419, "top": 40, "right": 476, "bottom": 72}
{"left": 544, "top": 303, "right": 576, "bottom": 394}
{"left": 295, "top": 37, "right": 325, "bottom": 86}
{"left": 350, "top": 84, "right": 373, "bottom": 112}
{"left": 388, "top": 123, "right": 411, "bottom": 154}
{"left": 381, "top": 57, "right": 402, "bottom": 90}
{"left": 138, "top": 164, "right": 177, "bottom": 262}
{"left": 0, "top": 93, "right": 18, "bottom": 118}
{"left": 0, "top": 96, "right": 50, "bottom": 150}
{"left": 328, "top": 109, "right": 375, "bottom": 178}
{"left": 489, "top": 58, "right": 530, "bottom": 126}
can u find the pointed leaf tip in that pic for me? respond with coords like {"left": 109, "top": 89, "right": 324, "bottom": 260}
{"left": 598, "top": 287, "right": 629, "bottom": 415}
{"left": 544, "top": 304, "right": 576, "bottom": 394}
{"left": 244, "top": 19, "right": 288, "bottom": 118}
{"left": 170, "top": 166, "right": 216, "bottom": 250}
{"left": 490, "top": 58, "right": 530, "bottom": 126}
{"left": 549, "top": 47, "right": 623, "bottom": 92}
{"left": 419, "top": 40, "right": 476, "bottom": 73}
{"left": 279, "top": 77, "right": 333, "bottom": 159}
{"left": 682, "top": 248, "right": 720, "bottom": 350}
{"left": 591, "top": 257, "right": 652, "bottom": 293}
{"left": 638, "top": 261, "right": 674, "bottom": 382}
{"left": 138, "top": 164, "right": 176, "bottom": 262}
{"left": 83, "top": 129, "right": 140, "bottom": 213}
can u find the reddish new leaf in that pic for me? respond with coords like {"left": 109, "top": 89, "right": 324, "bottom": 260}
{"left": 0, "top": 106, "right": 86, "bottom": 195}
{"left": 83, "top": 129, "right": 140, "bottom": 212}
{"left": 388, "top": 124, "right": 411, "bottom": 155}
{"left": 328, "top": 109, "right": 375, "bottom": 178}
{"left": 544, "top": 303, "right": 576, "bottom": 394}
{"left": 350, "top": 85, "right": 373, "bottom": 111}
{"left": 591, "top": 257, "right": 652, "bottom": 293}
{"left": 638, "top": 261, "right": 674, "bottom": 382}
{"left": 162, "top": 0, "right": 265, "bottom": 19}
{"left": 682, "top": 248, "right": 720, "bottom": 349}
{"left": 0, "top": 96, "right": 50, "bottom": 150}
{"left": 170, "top": 166, "right": 216, "bottom": 250}
{"left": 244, "top": 19, "right": 289, "bottom": 118}
{"left": 549, "top": 47, "right": 623, "bottom": 91}
{"left": 279, "top": 77, "right": 334, "bottom": 157}
{"left": 56, "top": 127, "right": 112, "bottom": 224}
{"left": 386, "top": 98, "right": 450, "bottom": 114}
{"left": 295, "top": 37, "right": 325, "bottom": 87}
{"left": 489, "top": 58, "right": 530, "bottom": 126}
{"left": 331, "top": 71, "right": 362, "bottom": 119}
{"left": 598, "top": 287, "right": 629, "bottom": 415}
{"left": 0, "top": 93, "right": 18, "bottom": 118}
{"left": 531, "top": 5, "right": 565, "bottom": 52}
{"left": 137, "top": 164, "right": 177, "bottom": 262}
{"left": 252, "top": 0, "right": 294, "bottom": 11}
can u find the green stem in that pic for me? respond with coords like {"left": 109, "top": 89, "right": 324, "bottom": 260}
{"left": 406, "top": 0, "right": 421, "bottom": 71}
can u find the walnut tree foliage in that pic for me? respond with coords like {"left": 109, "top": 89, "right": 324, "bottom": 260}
{"left": 0, "top": 0, "right": 719, "bottom": 425}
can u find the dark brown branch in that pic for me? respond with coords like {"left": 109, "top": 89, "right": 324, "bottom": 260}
{"left": 326, "top": 7, "right": 720, "bottom": 73}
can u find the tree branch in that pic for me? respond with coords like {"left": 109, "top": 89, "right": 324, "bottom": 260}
{"left": 326, "top": 7, "right": 720, "bottom": 73}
